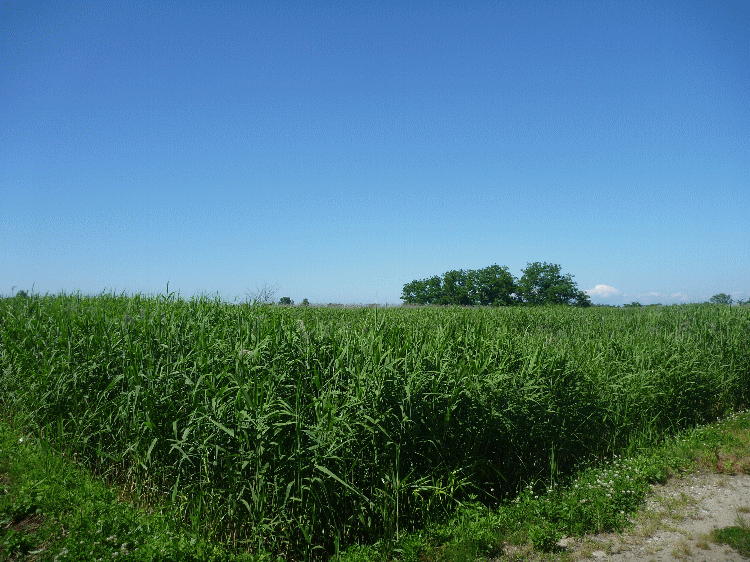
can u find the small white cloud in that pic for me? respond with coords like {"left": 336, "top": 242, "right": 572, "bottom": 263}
{"left": 586, "top": 284, "right": 621, "bottom": 298}
{"left": 671, "top": 292, "right": 690, "bottom": 301}
{"left": 646, "top": 292, "right": 660, "bottom": 297}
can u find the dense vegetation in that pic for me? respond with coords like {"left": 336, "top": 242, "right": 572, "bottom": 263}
{"left": 401, "top": 262, "right": 591, "bottom": 306}
{"left": 1, "top": 293, "right": 749, "bottom": 558}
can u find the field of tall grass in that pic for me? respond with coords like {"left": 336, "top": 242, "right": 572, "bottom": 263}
{"left": 1, "top": 293, "right": 748, "bottom": 558}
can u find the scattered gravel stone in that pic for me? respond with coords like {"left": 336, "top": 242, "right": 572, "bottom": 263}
{"left": 571, "top": 472, "right": 750, "bottom": 561}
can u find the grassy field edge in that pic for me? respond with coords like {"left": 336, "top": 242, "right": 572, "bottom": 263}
{"left": 0, "top": 415, "right": 263, "bottom": 562}
{"left": 3, "top": 410, "right": 749, "bottom": 562}
{"left": 340, "top": 409, "right": 750, "bottom": 561}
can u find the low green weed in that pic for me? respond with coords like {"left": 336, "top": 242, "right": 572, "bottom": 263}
{"left": 710, "top": 515, "right": 750, "bottom": 557}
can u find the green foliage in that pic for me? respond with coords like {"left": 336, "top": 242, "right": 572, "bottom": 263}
{"left": 301, "top": 298, "right": 310, "bottom": 306}
{"left": 342, "top": 410, "right": 750, "bottom": 562}
{"left": 5, "top": 407, "right": 749, "bottom": 562}
{"left": 471, "top": 264, "right": 517, "bottom": 306}
{"left": 0, "top": 425, "right": 257, "bottom": 562}
{"left": 401, "top": 265, "right": 515, "bottom": 306}
{"left": 516, "top": 262, "right": 591, "bottom": 307}
{"left": 278, "top": 296, "right": 294, "bottom": 305}
{"left": 710, "top": 518, "right": 750, "bottom": 556}
{"left": 402, "top": 262, "right": 590, "bottom": 307}
{"left": 709, "top": 293, "right": 733, "bottom": 305}
{"left": 527, "top": 522, "right": 560, "bottom": 552}
{"left": 401, "top": 274, "right": 446, "bottom": 305}
{"left": 1, "top": 295, "right": 749, "bottom": 558}
{"left": 623, "top": 302, "right": 642, "bottom": 308}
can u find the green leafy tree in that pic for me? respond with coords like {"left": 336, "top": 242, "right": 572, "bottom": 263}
{"left": 573, "top": 291, "right": 592, "bottom": 307}
{"left": 424, "top": 275, "right": 443, "bottom": 303}
{"left": 402, "top": 262, "right": 590, "bottom": 306}
{"left": 473, "top": 264, "right": 517, "bottom": 306}
{"left": 401, "top": 266, "right": 517, "bottom": 306}
{"left": 709, "top": 293, "right": 732, "bottom": 305}
{"left": 301, "top": 298, "right": 310, "bottom": 306}
{"left": 401, "top": 278, "right": 431, "bottom": 305}
{"left": 278, "top": 296, "right": 294, "bottom": 305}
{"left": 401, "top": 275, "right": 445, "bottom": 305}
{"left": 623, "top": 301, "right": 642, "bottom": 308}
{"left": 517, "top": 262, "right": 591, "bottom": 307}
{"left": 440, "top": 269, "right": 474, "bottom": 306}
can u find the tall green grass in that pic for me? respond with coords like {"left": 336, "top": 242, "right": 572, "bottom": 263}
{"left": 1, "top": 293, "right": 748, "bottom": 558}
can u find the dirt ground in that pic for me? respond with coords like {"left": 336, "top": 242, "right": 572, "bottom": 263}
{"left": 562, "top": 471, "right": 750, "bottom": 561}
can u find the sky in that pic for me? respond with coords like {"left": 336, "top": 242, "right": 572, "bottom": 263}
{"left": 2, "top": 0, "right": 748, "bottom": 306}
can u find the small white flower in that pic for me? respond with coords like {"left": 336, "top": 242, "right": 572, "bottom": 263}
{"left": 18, "top": 438, "right": 23, "bottom": 443}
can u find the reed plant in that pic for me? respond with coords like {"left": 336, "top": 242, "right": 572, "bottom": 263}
{"left": 1, "top": 293, "right": 748, "bottom": 558}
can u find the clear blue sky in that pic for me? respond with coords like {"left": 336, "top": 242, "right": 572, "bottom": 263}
{"left": 2, "top": 0, "right": 748, "bottom": 305}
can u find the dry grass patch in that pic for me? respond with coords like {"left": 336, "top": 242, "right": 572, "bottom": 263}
{"left": 699, "top": 451, "right": 750, "bottom": 475}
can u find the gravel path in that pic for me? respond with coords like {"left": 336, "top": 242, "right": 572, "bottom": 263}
{"left": 565, "top": 472, "right": 750, "bottom": 561}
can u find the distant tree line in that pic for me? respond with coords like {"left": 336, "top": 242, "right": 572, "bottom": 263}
{"left": 401, "top": 262, "right": 591, "bottom": 307}
{"left": 709, "top": 293, "right": 732, "bottom": 305}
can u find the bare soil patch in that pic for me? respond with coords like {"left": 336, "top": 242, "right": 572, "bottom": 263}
{"left": 566, "top": 471, "right": 750, "bottom": 561}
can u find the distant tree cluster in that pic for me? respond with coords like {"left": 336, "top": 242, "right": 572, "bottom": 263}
{"left": 401, "top": 262, "right": 591, "bottom": 307}
{"left": 709, "top": 293, "right": 732, "bottom": 305}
